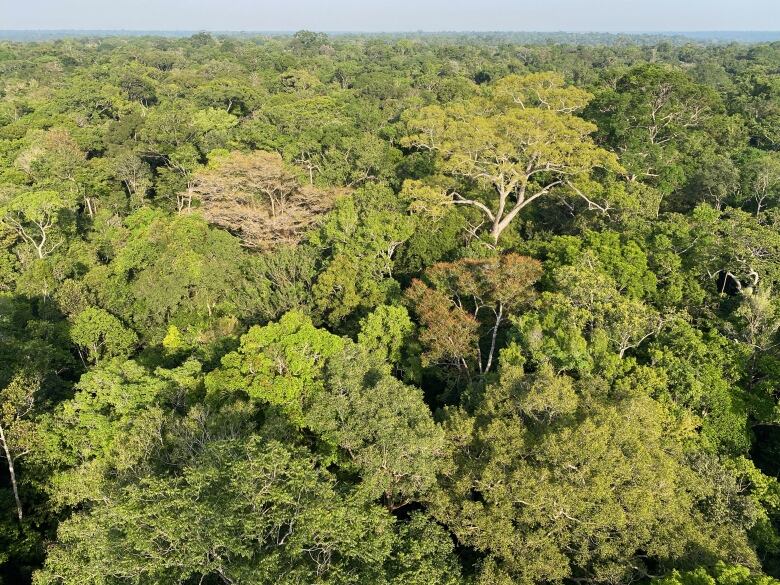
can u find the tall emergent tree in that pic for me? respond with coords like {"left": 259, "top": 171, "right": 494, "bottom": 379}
{"left": 402, "top": 73, "right": 620, "bottom": 244}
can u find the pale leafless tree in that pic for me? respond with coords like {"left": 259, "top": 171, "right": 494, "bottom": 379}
{"left": 186, "top": 151, "right": 341, "bottom": 250}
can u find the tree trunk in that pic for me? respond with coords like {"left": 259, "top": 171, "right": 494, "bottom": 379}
{"left": 484, "top": 303, "right": 503, "bottom": 373}
{"left": 84, "top": 195, "right": 95, "bottom": 218}
{"left": 0, "top": 423, "right": 22, "bottom": 521}
{"left": 490, "top": 223, "right": 502, "bottom": 244}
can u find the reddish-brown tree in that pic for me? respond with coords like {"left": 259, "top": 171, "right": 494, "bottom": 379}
{"left": 406, "top": 253, "right": 542, "bottom": 378}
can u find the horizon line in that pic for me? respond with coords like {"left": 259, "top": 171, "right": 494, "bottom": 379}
{"left": 2, "top": 28, "right": 780, "bottom": 33}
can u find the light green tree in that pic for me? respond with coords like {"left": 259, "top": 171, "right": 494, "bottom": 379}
{"left": 0, "top": 372, "right": 41, "bottom": 521}
{"left": 206, "top": 311, "right": 345, "bottom": 424}
{"left": 654, "top": 562, "right": 780, "bottom": 585}
{"left": 70, "top": 307, "right": 138, "bottom": 364}
{"left": 0, "top": 190, "right": 73, "bottom": 259}
{"left": 402, "top": 73, "right": 620, "bottom": 244}
{"left": 357, "top": 304, "right": 420, "bottom": 381}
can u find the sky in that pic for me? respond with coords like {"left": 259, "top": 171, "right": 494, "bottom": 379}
{"left": 1, "top": 0, "right": 779, "bottom": 32}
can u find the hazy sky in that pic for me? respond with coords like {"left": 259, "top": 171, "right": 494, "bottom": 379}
{"left": 2, "top": 0, "right": 779, "bottom": 32}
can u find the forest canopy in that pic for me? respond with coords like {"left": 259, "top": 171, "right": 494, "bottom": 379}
{"left": 2, "top": 31, "right": 780, "bottom": 585}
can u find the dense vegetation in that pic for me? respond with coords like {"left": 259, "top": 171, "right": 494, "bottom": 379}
{"left": 2, "top": 31, "right": 780, "bottom": 584}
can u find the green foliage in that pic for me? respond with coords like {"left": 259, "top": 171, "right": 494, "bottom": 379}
{"left": 308, "top": 345, "right": 444, "bottom": 509}
{"left": 2, "top": 32, "right": 780, "bottom": 585}
{"left": 655, "top": 562, "right": 780, "bottom": 585}
{"left": 587, "top": 64, "right": 729, "bottom": 202}
{"left": 311, "top": 185, "right": 414, "bottom": 327}
{"left": 244, "top": 244, "right": 319, "bottom": 323}
{"left": 0, "top": 189, "right": 75, "bottom": 260}
{"left": 358, "top": 304, "right": 421, "bottom": 381}
{"left": 207, "top": 311, "right": 345, "bottom": 423}
{"left": 35, "top": 438, "right": 397, "bottom": 585}
{"left": 69, "top": 307, "right": 137, "bottom": 364}
{"left": 402, "top": 74, "right": 621, "bottom": 243}
{"left": 42, "top": 358, "right": 203, "bottom": 508}
{"left": 385, "top": 512, "right": 463, "bottom": 585}
{"left": 433, "top": 375, "right": 758, "bottom": 584}
{"left": 648, "top": 318, "right": 752, "bottom": 454}
{"left": 84, "top": 209, "right": 260, "bottom": 342}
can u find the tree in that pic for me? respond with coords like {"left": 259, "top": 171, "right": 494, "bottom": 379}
{"left": 0, "top": 190, "right": 72, "bottom": 259}
{"left": 69, "top": 307, "right": 138, "bottom": 364}
{"left": 186, "top": 150, "right": 339, "bottom": 249}
{"left": 509, "top": 254, "right": 666, "bottom": 384}
{"left": 550, "top": 261, "right": 665, "bottom": 359}
{"left": 318, "top": 133, "right": 402, "bottom": 188}
{"left": 654, "top": 562, "right": 780, "bottom": 585}
{"left": 307, "top": 345, "right": 444, "bottom": 510}
{"left": 406, "top": 253, "right": 542, "bottom": 378}
{"left": 405, "top": 278, "right": 480, "bottom": 380}
{"left": 0, "top": 373, "right": 40, "bottom": 521}
{"left": 733, "top": 70, "right": 780, "bottom": 150}
{"left": 740, "top": 150, "right": 780, "bottom": 216}
{"left": 41, "top": 358, "right": 203, "bottom": 510}
{"left": 729, "top": 288, "right": 780, "bottom": 416}
{"left": 385, "top": 512, "right": 463, "bottom": 585}
{"left": 37, "top": 352, "right": 455, "bottom": 584}
{"left": 688, "top": 205, "right": 780, "bottom": 294}
{"left": 587, "top": 64, "right": 727, "bottom": 199}
{"left": 492, "top": 72, "right": 593, "bottom": 113}
{"left": 291, "top": 30, "right": 329, "bottom": 54}
{"left": 110, "top": 150, "right": 152, "bottom": 208}
{"left": 357, "top": 304, "right": 420, "bottom": 381}
{"left": 13, "top": 129, "right": 87, "bottom": 195}
{"left": 85, "top": 209, "right": 258, "bottom": 341}
{"left": 648, "top": 317, "right": 752, "bottom": 454}
{"left": 244, "top": 244, "right": 319, "bottom": 323}
{"left": 432, "top": 367, "right": 759, "bottom": 584}
{"left": 206, "top": 311, "right": 345, "bottom": 424}
{"left": 310, "top": 185, "right": 416, "bottom": 327}
{"left": 34, "top": 438, "right": 397, "bottom": 585}
{"left": 402, "top": 73, "right": 620, "bottom": 244}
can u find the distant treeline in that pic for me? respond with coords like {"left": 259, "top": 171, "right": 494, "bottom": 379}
{"left": 2, "top": 29, "right": 780, "bottom": 44}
